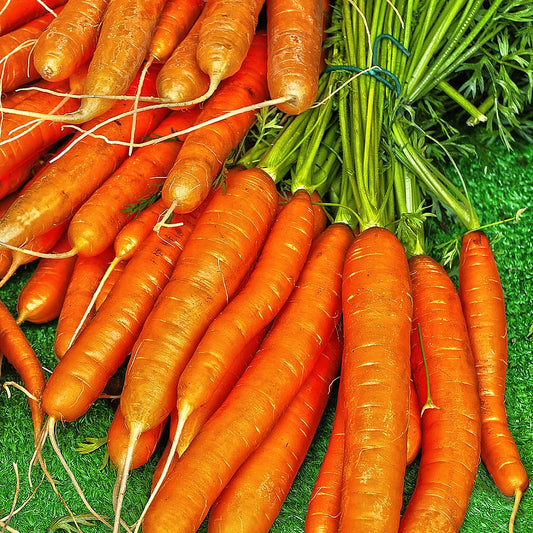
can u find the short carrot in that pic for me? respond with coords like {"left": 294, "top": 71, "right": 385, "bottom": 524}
{"left": 140, "top": 222, "right": 353, "bottom": 533}
{"left": 459, "top": 230, "right": 528, "bottom": 526}
{"left": 399, "top": 253, "right": 481, "bottom": 533}
{"left": 161, "top": 31, "right": 269, "bottom": 215}
{"left": 267, "top": 0, "right": 325, "bottom": 114}
{"left": 0, "top": 0, "right": 66, "bottom": 36}
{"left": 32, "top": 0, "right": 109, "bottom": 82}
{"left": 340, "top": 226, "right": 412, "bottom": 533}
{"left": 208, "top": 330, "right": 343, "bottom": 533}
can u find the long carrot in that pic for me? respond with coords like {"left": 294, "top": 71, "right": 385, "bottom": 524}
{"left": 0, "top": 299, "right": 46, "bottom": 444}
{"left": 208, "top": 330, "right": 343, "bottom": 533}
{"left": 161, "top": 31, "right": 269, "bottom": 215}
{"left": 140, "top": 222, "right": 353, "bottom": 533}
{"left": 266, "top": 0, "right": 325, "bottom": 114}
{"left": 399, "top": 253, "right": 481, "bottom": 533}
{"left": 0, "top": 0, "right": 66, "bottom": 36}
{"left": 340, "top": 226, "right": 412, "bottom": 533}
{"left": 32, "top": 0, "right": 109, "bottom": 82}
{"left": 459, "top": 230, "right": 528, "bottom": 528}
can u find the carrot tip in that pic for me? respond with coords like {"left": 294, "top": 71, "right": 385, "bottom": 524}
{"left": 509, "top": 488, "right": 523, "bottom": 533}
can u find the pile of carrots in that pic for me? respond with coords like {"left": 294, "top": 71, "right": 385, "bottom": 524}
{"left": 0, "top": 0, "right": 529, "bottom": 532}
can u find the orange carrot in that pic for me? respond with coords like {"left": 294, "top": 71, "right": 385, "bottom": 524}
{"left": 399, "top": 254, "right": 481, "bottom": 533}
{"left": 16, "top": 232, "right": 76, "bottom": 324}
{"left": 0, "top": 299, "right": 46, "bottom": 444}
{"left": 0, "top": 0, "right": 66, "bottom": 36}
{"left": 267, "top": 0, "right": 325, "bottom": 114}
{"left": 94, "top": 259, "right": 127, "bottom": 311}
{"left": 208, "top": 330, "right": 343, "bottom": 533}
{"left": 459, "top": 230, "right": 528, "bottom": 526}
{"left": 162, "top": 31, "right": 269, "bottom": 215}
{"left": 149, "top": 0, "right": 205, "bottom": 63}
{"left": 32, "top": 0, "right": 109, "bottom": 82}
{"left": 53, "top": 247, "right": 115, "bottom": 359}
{"left": 340, "top": 226, "right": 412, "bottom": 533}
{"left": 407, "top": 377, "right": 422, "bottom": 465}
{"left": 196, "top": 0, "right": 265, "bottom": 100}
{"left": 141, "top": 222, "right": 353, "bottom": 533}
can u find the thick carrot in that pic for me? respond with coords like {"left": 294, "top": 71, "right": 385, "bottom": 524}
{"left": 0, "top": 299, "right": 46, "bottom": 444}
{"left": 67, "top": 107, "right": 199, "bottom": 257}
{"left": 208, "top": 330, "right": 343, "bottom": 533}
{"left": 267, "top": 0, "right": 325, "bottom": 114}
{"left": 305, "top": 383, "right": 345, "bottom": 533}
{"left": 407, "top": 377, "right": 422, "bottom": 465}
{"left": 459, "top": 230, "right": 528, "bottom": 522}
{"left": 141, "top": 222, "right": 353, "bottom": 533}
{"left": 53, "top": 247, "right": 115, "bottom": 359}
{"left": 399, "top": 254, "right": 481, "bottom": 533}
{"left": 149, "top": 0, "right": 205, "bottom": 63}
{"left": 0, "top": 0, "right": 66, "bottom": 36}
{"left": 16, "top": 233, "right": 76, "bottom": 324}
{"left": 32, "top": 0, "right": 109, "bottom": 82}
{"left": 162, "top": 31, "right": 269, "bottom": 215}
{"left": 156, "top": 9, "right": 210, "bottom": 104}
{"left": 0, "top": 68, "right": 166, "bottom": 250}
{"left": 340, "top": 226, "right": 412, "bottom": 533}
{"left": 176, "top": 188, "right": 315, "bottom": 443}
{"left": 196, "top": 0, "right": 265, "bottom": 99}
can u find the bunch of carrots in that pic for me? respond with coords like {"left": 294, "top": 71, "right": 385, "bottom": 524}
{"left": 0, "top": 0, "right": 530, "bottom": 532}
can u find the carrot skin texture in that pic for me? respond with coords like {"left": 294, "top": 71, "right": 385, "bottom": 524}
{"left": 67, "top": 107, "right": 200, "bottom": 257}
{"left": 32, "top": 0, "right": 109, "bottom": 81}
{"left": 208, "top": 331, "right": 343, "bottom": 533}
{"left": 142, "top": 222, "right": 353, "bottom": 533}
{"left": 340, "top": 226, "right": 412, "bottom": 533}
{"left": 0, "top": 300, "right": 46, "bottom": 444}
{"left": 0, "top": 0, "right": 66, "bottom": 36}
{"left": 400, "top": 254, "right": 481, "bottom": 533}
{"left": 53, "top": 248, "right": 114, "bottom": 359}
{"left": 267, "top": 0, "right": 324, "bottom": 114}
{"left": 120, "top": 167, "right": 278, "bottom": 436}
{"left": 42, "top": 213, "right": 199, "bottom": 422}
{"left": 162, "top": 31, "right": 269, "bottom": 214}
{"left": 459, "top": 230, "right": 528, "bottom": 496}
{"left": 177, "top": 188, "right": 315, "bottom": 420}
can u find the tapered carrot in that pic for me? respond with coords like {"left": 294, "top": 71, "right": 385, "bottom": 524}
{"left": 16, "top": 233, "right": 76, "bottom": 324}
{"left": 340, "top": 226, "right": 412, "bottom": 533}
{"left": 32, "top": 0, "right": 109, "bottom": 82}
{"left": 399, "top": 254, "right": 481, "bottom": 533}
{"left": 208, "top": 330, "right": 343, "bottom": 533}
{"left": 0, "top": 300, "right": 46, "bottom": 444}
{"left": 407, "top": 378, "right": 422, "bottom": 465}
{"left": 195, "top": 0, "right": 265, "bottom": 100}
{"left": 162, "top": 31, "right": 269, "bottom": 215}
{"left": 0, "top": 0, "right": 66, "bottom": 36}
{"left": 267, "top": 0, "right": 325, "bottom": 114}
{"left": 459, "top": 230, "right": 528, "bottom": 528}
{"left": 141, "top": 222, "right": 353, "bottom": 533}
{"left": 53, "top": 247, "right": 114, "bottom": 359}
{"left": 114, "top": 167, "right": 278, "bottom": 532}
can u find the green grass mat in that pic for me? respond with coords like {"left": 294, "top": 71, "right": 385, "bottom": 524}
{"left": 0, "top": 142, "right": 531, "bottom": 533}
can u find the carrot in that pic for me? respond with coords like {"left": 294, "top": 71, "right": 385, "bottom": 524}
{"left": 94, "top": 258, "right": 127, "bottom": 311}
{"left": 459, "top": 230, "right": 528, "bottom": 528}
{"left": 0, "top": 151, "right": 44, "bottom": 201}
{"left": 208, "top": 329, "right": 343, "bottom": 533}
{"left": 53, "top": 247, "right": 115, "bottom": 359}
{"left": 161, "top": 31, "right": 269, "bottom": 215}
{"left": 140, "top": 222, "right": 353, "bottom": 533}
{"left": 156, "top": 9, "right": 210, "bottom": 104}
{"left": 266, "top": 0, "right": 325, "bottom": 114}
{"left": 0, "top": 299, "right": 46, "bottom": 444}
{"left": 407, "top": 377, "right": 422, "bottom": 465}
{"left": 175, "top": 188, "right": 315, "bottom": 449}
{"left": 305, "top": 383, "right": 345, "bottom": 533}
{"left": 0, "top": 0, "right": 66, "bottom": 36}
{"left": 195, "top": 0, "right": 265, "bottom": 100}
{"left": 114, "top": 167, "right": 278, "bottom": 531}
{"left": 16, "top": 233, "right": 76, "bottom": 324}
{"left": 67, "top": 107, "right": 200, "bottom": 258}
{"left": 149, "top": 0, "right": 205, "bottom": 63}
{"left": 32, "top": 0, "right": 109, "bottom": 82}
{"left": 340, "top": 226, "right": 412, "bottom": 533}
{"left": 399, "top": 254, "right": 481, "bottom": 533}
{"left": 0, "top": 68, "right": 166, "bottom": 250}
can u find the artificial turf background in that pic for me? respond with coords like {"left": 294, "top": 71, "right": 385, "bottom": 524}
{"left": 0, "top": 140, "right": 531, "bottom": 532}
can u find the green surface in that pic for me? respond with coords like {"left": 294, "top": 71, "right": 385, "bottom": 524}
{"left": 0, "top": 142, "right": 531, "bottom": 533}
